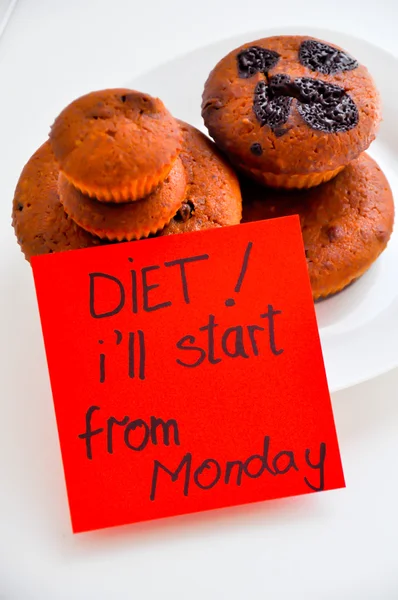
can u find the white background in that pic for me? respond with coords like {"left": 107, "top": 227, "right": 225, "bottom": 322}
{"left": 1, "top": 0, "right": 398, "bottom": 598}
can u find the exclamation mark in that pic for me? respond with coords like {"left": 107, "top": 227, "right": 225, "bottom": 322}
{"left": 225, "top": 241, "right": 253, "bottom": 307}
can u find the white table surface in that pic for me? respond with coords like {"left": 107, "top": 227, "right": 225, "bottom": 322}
{"left": 1, "top": 0, "right": 398, "bottom": 598}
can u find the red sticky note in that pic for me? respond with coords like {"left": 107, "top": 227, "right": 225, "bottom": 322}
{"left": 32, "top": 217, "right": 344, "bottom": 533}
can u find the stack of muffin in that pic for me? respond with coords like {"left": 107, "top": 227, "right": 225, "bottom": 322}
{"left": 12, "top": 36, "right": 395, "bottom": 301}
{"left": 202, "top": 35, "right": 394, "bottom": 299}
{"left": 12, "top": 90, "right": 242, "bottom": 261}
{"left": 51, "top": 90, "right": 188, "bottom": 243}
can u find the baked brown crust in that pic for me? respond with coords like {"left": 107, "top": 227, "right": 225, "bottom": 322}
{"left": 241, "top": 153, "right": 394, "bottom": 299}
{"left": 202, "top": 36, "right": 381, "bottom": 186}
{"left": 49, "top": 89, "right": 182, "bottom": 201}
{"left": 160, "top": 121, "right": 242, "bottom": 235}
{"left": 12, "top": 141, "right": 102, "bottom": 261}
{"left": 59, "top": 158, "right": 187, "bottom": 241}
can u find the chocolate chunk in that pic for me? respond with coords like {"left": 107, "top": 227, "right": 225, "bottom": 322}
{"left": 253, "top": 80, "right": 292, "bottom": 129}
{"left": 252, "top": 74, "right": 358, "bottom": 133}
{"left": 299, "top": 40, "right": 358, "bottom": 75}
{"left": 326, "top": 225, "right": 344, "bottom": 242}
{"left": 174, "top": 201, "right": 194, "bottom": 222}
{"left": 250, "top": 143, "right": 263, "bottom": 156}
{"left": 87, "top": 104, "right": 114, "bottom": 120}
{"left": 268, "top": 73, "right": 292, "bottom": 95}
{"left": 17, "top": 203, "right": 23, "bottom": 211}
{"left": 237, "top": 46, "right": 280, "bottom": 78}
{"left": 375, "top": 226, "right": 389, "bottom": 243}
{"left": 295, "top": 78, "right": 358, "bottom": 133}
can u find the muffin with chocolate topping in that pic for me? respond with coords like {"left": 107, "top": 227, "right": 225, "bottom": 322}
{"left": 202, "top": 36, "right": 381, "bottom": 189}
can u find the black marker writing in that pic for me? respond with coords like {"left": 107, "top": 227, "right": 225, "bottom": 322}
{"left": 176, "top": 309, "right": 283, "bottom": 368}
{"left": 225, "top": 241, "right": 253, "bottom": 307}
{"left": 77, "top": 406, "right": 180, "bottom": 460}
{"left": 98, "top": 329, "right": 146, "bottom": 383}
{"left": 260, "top": 305, "right": 284, "bottom": 356}
{"left": 164, "top": 254, "right": 209, "bottom": 304}
{"left": 304, "top": 443, "right": 326, "bottom": 492}
{"left": 142, "top": 265, "right": 172, "bottom": 313}
{"left": 149, "top": 437, "right": 327, "bottom": 501}
{"left": 89, "top": 252, "right": 210, "bottom": 319}
{"left": 89, "top": 273, "right": 125, "bottom": 319}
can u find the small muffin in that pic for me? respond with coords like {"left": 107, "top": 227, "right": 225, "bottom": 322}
{"left": 59, "top": 158, "right": 187, "bottom": 241}
{"left": 160, "top": 121, "right": 242, "bottom": 235}
{"left": 50, "top": 89, "right": 182, "bottom": 202}
{"left": 202, "top": 36, "right": 381, "bottom": 189}
{"left": 241, "top": 153, "right": 394, "bottom": 299}
{"left": 12, "top": 142, "right": 104, "bottom": 262}
{"left": 12, "top": 124, "right": 242, "bottom": 261}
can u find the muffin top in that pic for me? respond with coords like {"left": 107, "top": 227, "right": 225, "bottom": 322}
{"left": 202, "top": 36, "right": 381, "bottom": 175}
{"left": 49, "top": 89, "right": 182, "bottom": 199}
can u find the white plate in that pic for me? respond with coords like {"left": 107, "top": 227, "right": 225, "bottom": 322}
{"left": 2, "top": 24, "right": 398, "bottom": 600}
{"left": 129, "top": 27, "right": 398, "bottom": 392}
